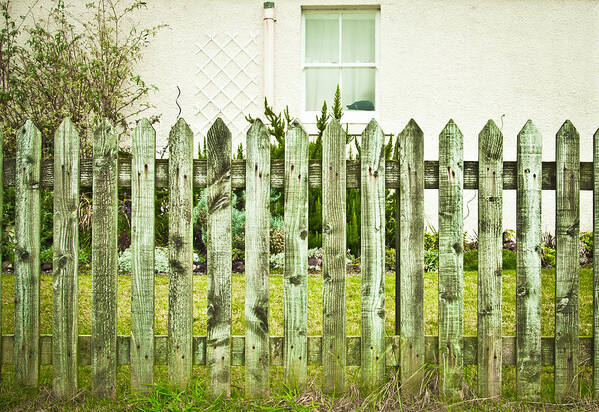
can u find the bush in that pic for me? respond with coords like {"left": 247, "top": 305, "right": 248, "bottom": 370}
{"left": 118, "top": 246, "right": 169, "bottom": 273}
{"left": 193, "top": 190, "right": 246, "bottom": 251}
{"left": 463, "top": 249, "right": 517, "bottom": 271}
{"left": 424, "top": 249, "right": 439, "bottom": 272}
{"left": 385, "top": 248, "right": 395, "bottom": 271}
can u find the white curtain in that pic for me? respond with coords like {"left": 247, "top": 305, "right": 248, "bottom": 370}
{"left": 305, "top": 12, "right": 376, "bottom": 111}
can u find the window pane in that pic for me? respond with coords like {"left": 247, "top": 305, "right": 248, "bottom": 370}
{"left": 342, "top": 68, "right": 375, "bottom": 111}
{"left": 342, "top": 13, "right": 375, "bottom": 63}
{"left": 305, "top": 14, "right": 339, "bottom": 63}
{"left": 305, "top": 68, "right": 339, "bottom": 111}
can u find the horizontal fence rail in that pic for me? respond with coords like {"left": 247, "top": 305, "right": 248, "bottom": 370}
{"left": 2, "top": 159, "right": 596, "bottom": 190}
{"left": 0, "top": 335, "right": 593, "bottom": 367}
{"left": 1, "top": 116, "right": 598, "bottom": 403}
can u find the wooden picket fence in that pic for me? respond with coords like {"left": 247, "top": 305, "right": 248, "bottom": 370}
{"left": 0, "top": 116, "right": 598, "bottom": 402}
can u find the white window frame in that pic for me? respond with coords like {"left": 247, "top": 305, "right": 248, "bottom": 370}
{"left": 301, "top": 8, "right": 380, "bottom": 125}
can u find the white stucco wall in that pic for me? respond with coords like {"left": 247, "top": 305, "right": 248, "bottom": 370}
{"left": 11, "top": 0, "right": 599, "bottom": 234}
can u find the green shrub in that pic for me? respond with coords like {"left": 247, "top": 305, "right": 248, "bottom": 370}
{"left": 118, "top": 246, "right": 169, "bottom": 273}
{"left": 424, "top": 249, "right": 439, "bottom": 272}
{"left": 542, "top": 245, "right": 556, "bottom": 268}
{"left": 462, "top": 249, "right": 518, "bottom": 271}
{"left": 193, "top": 190, "right": 246, "bottom": 250}
{"left": 424, "top": 230, "right": 439, "bottom": 251}
{"left": 463, "top": 250, "right": 478, "bottom": 271}
{"left": 385, "top": 248, "right": 395, "bottom": 271}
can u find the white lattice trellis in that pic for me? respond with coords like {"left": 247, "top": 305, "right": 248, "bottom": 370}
{"left": 194, "top": 32, "right": 260, "bottom": 142}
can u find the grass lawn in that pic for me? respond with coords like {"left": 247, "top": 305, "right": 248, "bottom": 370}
{"left": 0, "top": 268, "right": 596, "bottom": 411}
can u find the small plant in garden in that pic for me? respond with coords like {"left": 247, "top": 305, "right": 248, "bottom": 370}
{"left": 118, "top": 246, "right": 169, "bottom": 273}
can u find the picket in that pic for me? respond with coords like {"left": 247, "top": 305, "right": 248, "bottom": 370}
{"left": 167, "top": 118, "right": 194, "bottom": 389}
{"left": 322, "top": 119, "right": 347, "bottom": 394}
{"left": 245, "top": 119, "right": 271, "bottom": 397}
{"left": 91, "top": 119, "right": 119, "bottom": 398}
{"left": 360, "top": 119, "right": 386, "bottom": 392}
{"left": 207, "top": 118, "right": 233, "bottom": 398}
{"left": 130, "top": 119, "right": 156, "bottom": 391}
{"left": 14, "top": 120, "right": 42, "bottom": 387}
{"left": 52, "top": 118, "right": 80, "bottom": 397}
{"left": 395, "top": 119, "right": 425, "bottom": 393}
{"left": 554, "top": 120, "right": 580, "bottom": 402}
{"left": 438, "top": 120, "right": 464, "bottom": 397}
{"left": 284, "top": 122, "right": 309, "bottom": 388}
{"left": 516, "top": 120, "right": 542, "bottom": 400}
{"left": 477, "top": 120, "right": 503, "bottom": 398}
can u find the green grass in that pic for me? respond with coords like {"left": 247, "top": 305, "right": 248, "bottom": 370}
{"left": 0, "top": 269, "right": 596, "bottom": 411}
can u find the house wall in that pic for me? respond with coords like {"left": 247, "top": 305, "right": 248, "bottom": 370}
{"left": 11, "top": 0, "right": 599, "bottom": 234}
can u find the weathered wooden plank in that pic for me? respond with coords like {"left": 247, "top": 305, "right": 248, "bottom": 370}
{"left": 167, "top": 118, "right": 194, "bottom": 390}
{"left": 554, "top": 120, "right": 580, "bottom": 403}
{"left": 360, "top": 119, "right": 386, "bottom": 393}
{"left": 207, "top": 118, "right": 233, "bottom": 398}
{"left": 0, "top": 334, "right": 594, "bottom": 366}
{"left": 14, "top": 120, "right": 42, "bottom": 387}
{"left": 322, "top": 119, "right": 347, "bottom": 394}
{"left": 52, "top": 119, "right": 80, "bottom": 397}
{"left": 438, "top": 119, "right": 464, "bottom": 397}
{"left": 284, "top": 122, "right": 309, "bottom": 388}
{"left": 477, "top": 120, "right": 503, "bottom": 398}
{"left": 91, "top": 120, "right": 118, "bottom": 398}
{"left": 395, "top": 119, "right": 425, "bottom": 394}
{"left": 245, "top": 120, "right": 270, "bottom": 398}
{"left": 3, "top": 158, "right": 595, "bottom": 190}
{"left": 130, "top": 119, "right": 156, "bottom": 392}
{"left": 516, "top": 120, "right": 542, "bottom": 400}
{"left": 594, "top": 128, "right": 599, "bottom": 399}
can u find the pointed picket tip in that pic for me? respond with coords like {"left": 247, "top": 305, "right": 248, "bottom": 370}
{"left": 135, "top": 117, "right": 155, "bottom": 131}
{"left": 518, "top": 119, "right": 539, "bottom": 137}
{"left": 363, "top": 118, "right": 383, "bottom": 135}
{"left": 440, "top": 119, "right": 463, "bottom": 138}
{"left": 289, "top": 119, "right": 307, "bottom": 135}
{"left": 480, "top": 119, "right": 502, "bottom": 137}
{"left": 247, "top": 117, "right": 267, "bottom": 135}
{"left": 325, "top": 117, "right": 343, "bottom": 133}
{"left": 56, "top": 117, "right": 80, "bottom": 141}
{"left": 556, "top": 119, "right": 579, "bottom": 141}
{"left": 399, "top": 119, "right": 423, "bottom": 137}
{"left": 594, "top": 128, "right": 599, "bottom": 139}
{"left": 58, "top": 117, "right": 74, "bottom": 130}
{"left": 20, "top": 118, "right": 41, "bottom": 136}
{"left": 479, "top": 120, "right": 503, "bottom": 160}
{"left": 169, "top": 117, "right": 193, "bottom": 142}
{"left": 247, "top": 118, "right": 269, "bottom": 150}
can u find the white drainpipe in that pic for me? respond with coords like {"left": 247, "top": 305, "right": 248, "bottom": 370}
{"left": 263, "top": 2, "right": 275, "bottom": 105}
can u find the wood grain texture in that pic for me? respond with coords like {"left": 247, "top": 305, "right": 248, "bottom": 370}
{"left": 554, "top": 120, "right": 580, "bottom": 403}
{"left": 360, "top": 119, "right": 386, "bottom": 393}
{"left": 130, "top": 119, "right": 156, "bottom": 392}
{"left": 477, "top": 120, "right": 503, "bottom": 398}
{"left": 395, "top": 119, "right": 425, "bottom": 393}
{"left": 0, "top": 334, "right": 593, "bottom": 367}
{"left": 3, "top": 158, "right": 594, "bottom": 191}
{"left": 284, "top": 122, "right": 309, "bottom": 388}
{"left": 52, "top": 119, "right": 80, "bottom": 397}
{"left": 91, "top": 120, "right": 118, "bottom": 398}
{"left": 516, "top": 120, "right": 542, "bottom": 400}
{"left": 14, "top": 120, "right": 42, "bottom": 387}
{"left": 244, "top": 120, "right": 271, "bottom": 398}
{"left": 594, "top": 128, "right": 599, "bottom": 399}
{"left": 322, "top": 119, "right": 347, "bottom": 394}
{"left": 207, "top": 118, "right": 232, "bottom": 398}
{"left": 167, "top": 118, "right": 194, "bottom": 390}
{"left": 438, "top": 120, "right": 464, "bottom": 397}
